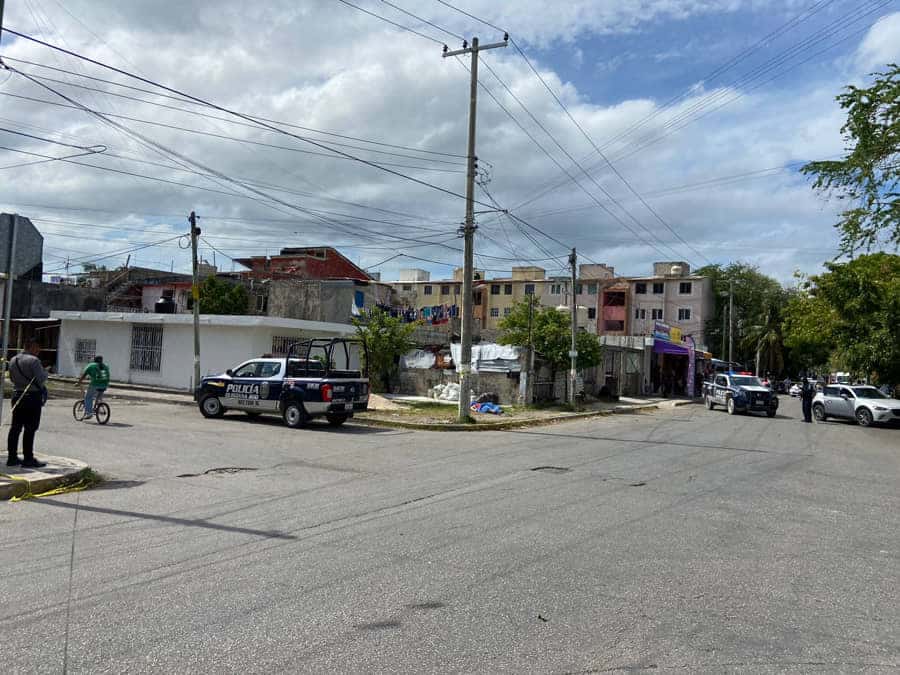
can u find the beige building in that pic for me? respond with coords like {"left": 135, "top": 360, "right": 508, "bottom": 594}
{"left": 628, "top": 262, "right": 713, "bottom": 349}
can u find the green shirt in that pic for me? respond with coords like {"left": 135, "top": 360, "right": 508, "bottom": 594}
{"left": 83, "top": 362, "right": 110, "bottom": 388}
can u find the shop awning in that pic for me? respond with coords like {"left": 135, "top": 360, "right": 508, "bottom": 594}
{"left": 653, "top": 338, "right": 689, "bottom": 356}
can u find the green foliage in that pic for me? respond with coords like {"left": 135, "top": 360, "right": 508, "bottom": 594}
{"left": 695, "top": 262, "right": 788, "bottom": 369}
{"left": 801, "top": 65, "right": 900, "bottom": 253}
{"left": 796, "top": 253, "right": 900, "bottom": 383}
{"left": 198, "top": 276, "right": 249, "bottom": 315}
{"left": 497, "top": 298, "right": 603, "bottom": 371}
{"left": 352, "top": 307, "right": 419, "bottom": 393}
{"left": 782, "top": 275, "right": 838, "bottom": 373}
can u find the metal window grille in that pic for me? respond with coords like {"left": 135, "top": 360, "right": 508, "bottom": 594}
{"left": 74, "top": 338, "right": 96, "bottom": 363}
{"left": 271, "top": 335, "right": 301, "bottom": 356}
{"left": 129, "top": 325, "right": 163, "bottom": 372}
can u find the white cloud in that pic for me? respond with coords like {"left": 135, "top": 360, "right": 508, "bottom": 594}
{"left": 0, "top": 0, "right": 888, "bottom": 285}
{"left": 855, "top": 11, "right": 900, "bottom": 72}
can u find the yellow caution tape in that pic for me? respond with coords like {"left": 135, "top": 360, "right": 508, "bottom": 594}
{"left": 1, "top": 469, "right": 99, "bottom": 502}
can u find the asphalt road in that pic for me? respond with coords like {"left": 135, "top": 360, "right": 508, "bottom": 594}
{"left": 3, "top": 396, "right": 899, "bottom": 673}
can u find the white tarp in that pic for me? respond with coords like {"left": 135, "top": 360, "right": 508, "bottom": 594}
{"left": 400, "top": 349, "right": 436, "bottom": 369}
{"left": 450, "top": 343, "right": 522, "bottom": 373}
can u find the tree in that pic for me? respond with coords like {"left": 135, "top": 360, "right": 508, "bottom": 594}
{"left": 497, "top": 298, "right": 603, "bottom": 373}
{"left": 695, "top": 262, "right": 787, "bottom": 367}
{"left": 352, "top": 307, "right": 419, "bottom": 393}
{"left": 802, "top": 64, "right": 900, "bottom": 253}
{"left": 801, "top": 253, "right": 900, "bottom": 383}
{"left": 198, "top": 276, "right": 249, "bottom": 315}
{"left": 782, "top": 275, "right": 838, "bottom": 374}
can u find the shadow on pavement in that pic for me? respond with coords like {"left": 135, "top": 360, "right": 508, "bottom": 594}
{"left": 32, "top": 498, "right": 298, "bottom": 540}
{"left": 216, "top": 414, "right": 401, "bottom": 434}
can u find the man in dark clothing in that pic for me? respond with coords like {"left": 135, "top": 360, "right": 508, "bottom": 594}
{"left": 800, "top": 376, "right": 815, "bottom": 423}
{"left": 7, "top": 339, "right": 48, "bottom": 468}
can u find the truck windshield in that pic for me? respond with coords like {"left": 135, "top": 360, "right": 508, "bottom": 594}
{"left": 852, "top": 387, "right": 888, "bottom": 399}
{"left": 731, "top": 376, "right": 763, "bottom": 387}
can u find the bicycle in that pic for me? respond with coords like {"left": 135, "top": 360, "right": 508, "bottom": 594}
{"left": 73, "top": 387, "right": 110, "bottom": 425}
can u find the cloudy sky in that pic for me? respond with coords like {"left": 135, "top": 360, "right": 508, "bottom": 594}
{"left": 1, "top": 0, "right": 899, "bottom": 284}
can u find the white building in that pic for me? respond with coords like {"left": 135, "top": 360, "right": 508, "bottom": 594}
{"left": 628, "top": 262, "right": 713, "bottom": 349}
{"left": 53, "top": 311, "right": 357, "bottom": 391}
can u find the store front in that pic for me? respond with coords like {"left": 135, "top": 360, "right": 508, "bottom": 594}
{"left": 649, "top": 321, "right": 696, "bottom": 397}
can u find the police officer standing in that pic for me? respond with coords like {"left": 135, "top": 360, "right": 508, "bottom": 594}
{"left": 6, "top": 339, "right": 48, "bottom": 468}
{"left": 800, "top": 376, "right": 815, "bottom": 423}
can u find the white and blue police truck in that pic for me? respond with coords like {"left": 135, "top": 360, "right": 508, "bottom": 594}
{"left": 196, "top": 338, "right": 369, "bottom": 428}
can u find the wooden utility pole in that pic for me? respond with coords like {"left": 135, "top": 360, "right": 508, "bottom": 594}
{"left": 189, "top": 211, "right": 201, "bottom": 395}
{"left": 443, "top": 34, "right": 507, "bottom": 422}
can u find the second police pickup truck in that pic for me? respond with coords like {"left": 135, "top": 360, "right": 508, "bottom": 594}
{"left": 703, "top": 372, "right": 778, "bottom": 417}
{"left": 196, "top": 338, "right": 369, "bottom": 428}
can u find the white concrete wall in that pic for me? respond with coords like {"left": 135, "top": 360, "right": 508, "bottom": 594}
{"left": 57, "top": 321, "right": 308, "bottom": 390}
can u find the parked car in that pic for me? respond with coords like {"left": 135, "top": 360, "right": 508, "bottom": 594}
{"left": 195, "top": 338, "right": 369, "bottom": 428}
{"left": 789, "top": 383, "right": 802, "bottom": 397}
{"left": 812, "top": 385, "right": 900, "bottom": 427}
{"left": 703, "top": 373, "right": 779, "bottom": 417}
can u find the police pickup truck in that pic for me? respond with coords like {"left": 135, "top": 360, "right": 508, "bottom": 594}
{"left": 196, "top": 338, "right": 369, "bottom": 428}
{"left": 703, "top": 372, "right": 778, "bottom": 417}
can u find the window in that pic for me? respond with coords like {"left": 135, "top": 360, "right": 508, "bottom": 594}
{"left": 129, "top": 325, "right": 163, "bottom": 372}
{"left": 490, "top": 307, "right": 500, "bottom": 317}
{"left": 504, "top": 307, "right": 512, "bottom": 316}
{"left": 233, "top": 362, "right": 261, "bottom": 378}
{"left": 635, "top": 282, "right": 647, "bottom": 294}
{"left": 575, "top": 283, "right": 583, "bottom": 295}
{"left": 504, "top": 284, "right": 513, "bottom": 295}
{"left": 257, "top": 362, "right": 282, "bottom": 378}
{"left": 74, "top": 338, "right": 96, "bottom": 363}
{"left": 824, "top": 386, "right": 840, "bottom": 397}
{"left": 651, "top": 308, "right": 663, "bottom": 320}
{"left": 679, "top": 282, "right": 692, "bottom": 294}
{"left": 840, "top": 387, "right": 855, "bottom": 399}
{"left": 678, "top": 308, "right": 691, "bottom": 321}
{"left": 588, "top": 307, "right": 596, "bottom": 319}
{"left": 524, "top": 284, "right": 535, "bottom": 295}
{"left": 491, "top": 284, "right": 501, "bottom": 295}
{"left": 271, "top": 335, "right": 300, "bottom": 356}
{"left": 551, "top": 283, "right": 562, "bottom": 295}
{"left": 634, "top": 308, "right": 646, "bottom": 320}
{"left": 652, "top": 282, "right": 664, "bottom": 294}
{"left": 402, "top": 284, "right": 412, "bottom": 292}
{"left": 588, "top": 283, "right": 598, "bottom": 295}
{"left": 441, "top": 285, "right": 450, "bottom": 295}
{"left": 715, "top": 375, "right": 727, "bottom": 387}
{"left": 423, "top": 285, "right": 433, "bottom": 295}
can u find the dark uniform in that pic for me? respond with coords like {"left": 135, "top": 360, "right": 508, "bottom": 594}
{"left": 7, "top": 351, "right": 48, "bottom": 467}
{"left": 800, "top": 377, "right": 815, "bottom": 423}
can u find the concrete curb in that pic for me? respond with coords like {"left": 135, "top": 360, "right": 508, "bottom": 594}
{"left": 354, "top": 400, "right": 696, "bottom": 432}
{"left": 1, "top": 455, "right": 90, "bottom": 501}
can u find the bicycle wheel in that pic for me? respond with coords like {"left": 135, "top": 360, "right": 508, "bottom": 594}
{"left": 73, "top": 400, "right": 85, "bottom": 421}
{"left": 95, "top": 402, "right": 110, "bottom": 425}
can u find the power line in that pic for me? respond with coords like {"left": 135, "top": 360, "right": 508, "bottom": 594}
{"left": 508, "top": 39, "right": 713, "bottom": 265}
{"left": 1, "top": 28, "right": 500, "bottom": 209}
{"left": 333, "top": 0, "right": 446, "bottom": 45}
{"left": 380, "top": 0, "right": 464, "bottom": 41}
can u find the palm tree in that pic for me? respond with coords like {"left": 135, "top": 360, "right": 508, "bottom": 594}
{"left": 742, "top": 295, "right": 787, "bottom": 377}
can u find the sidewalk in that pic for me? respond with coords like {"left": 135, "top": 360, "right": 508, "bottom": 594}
{"left": 1, "top": 455, "right": 90, "bottom": 501}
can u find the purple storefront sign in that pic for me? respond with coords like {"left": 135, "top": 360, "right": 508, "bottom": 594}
{"left": 652, "top": 339, "right": 689, "bottom": 355}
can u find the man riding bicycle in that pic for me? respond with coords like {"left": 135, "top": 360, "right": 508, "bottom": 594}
{"left": 77, "top": 355, "right": 110, "bottom": 420}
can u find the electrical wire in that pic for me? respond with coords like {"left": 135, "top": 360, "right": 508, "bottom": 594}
{"left": 333, "top": 0, "right": 447, "bottom": 45}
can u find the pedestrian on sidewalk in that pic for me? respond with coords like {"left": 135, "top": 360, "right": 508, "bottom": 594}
{"left": 800, "top": 376, "right": 815, "bottom": 423}
{"left": 77, "top": 355, "right": 110, "bottom": 420}
{"left": 7, "top": 339, "right": 48, "bottom": 468}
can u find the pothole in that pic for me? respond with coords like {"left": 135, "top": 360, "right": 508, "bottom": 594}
{"left": 176, "top": 467, "right": 258, "bottom": 478}
{"left": 530, "top": 466, "right": 571, "bottom": 474}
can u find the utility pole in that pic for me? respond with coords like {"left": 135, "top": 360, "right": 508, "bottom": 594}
{"left": 526, "top": 295, "right": 534, "bottom": 404}
{"left": 0, "top": 213, "right": 18, "bottom": 428}
{"left": 728, "top": 278, "right": 734, "bottom": 367}
{"left": 189, "top": 211, "right": 201, "bottom": 396}
{"left": 443, "top": 34, "right": 507, "bottom": 422}
{"left": 569, "top": 248, "right": 578, "bottom": 406}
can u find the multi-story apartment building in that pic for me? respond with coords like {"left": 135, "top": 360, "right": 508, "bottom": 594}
{"left": 627, "top": 262, "right": 713, "bottom": 349}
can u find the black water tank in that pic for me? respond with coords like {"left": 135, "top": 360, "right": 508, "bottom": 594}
{"left": 155, "top": 296, "right": 176, "bottom": 313}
